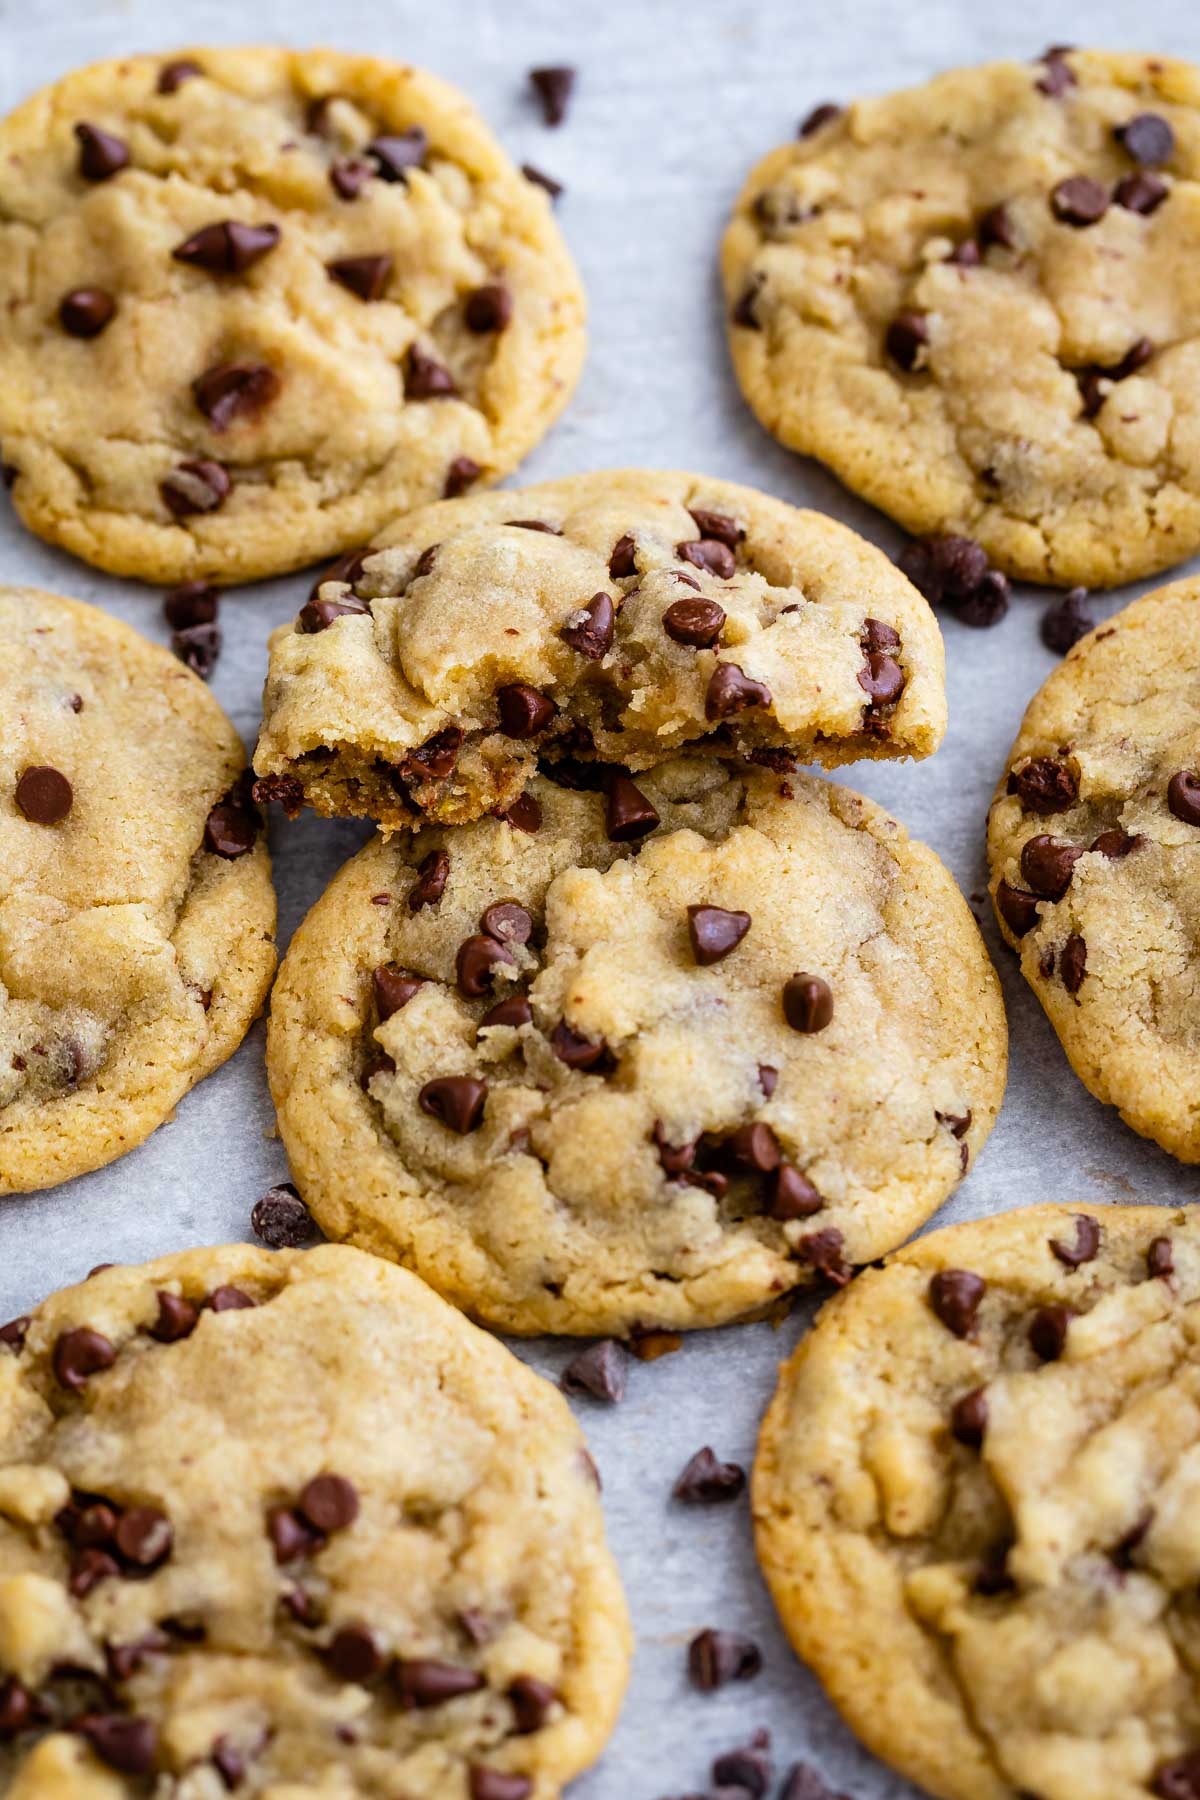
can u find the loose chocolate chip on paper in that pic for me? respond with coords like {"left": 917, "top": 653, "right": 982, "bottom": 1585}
{"left": 15, "top": 765, "right": 73, "bottom": 824}
{"left": 530, "top": 65, "right": 575, "bottom": 126}
{"left": 674, "top": 1446, "right": 746, "bottom": 1504}
{"left": 163, "top": 581, "right": 218, "bottom": 629}
{"left": 713, "top": 1731, "right": 774, "bottom": 1797}
{"left": 174, "top": 220, "right": 281, "bottom": 273}
{"left": 75, "top": 122, "right": 129, "bottom": 180}
{"left": 688, "top": 904, "right": 751, "bottom": 965}
{"left": 688, "top": 1627, "right": 762, "bottom": 1691}
{"left": 172, "top": 621, "right": 221, "bottom": 678}
{"left": 779, "top": 1761, "right": 849, "bottom": 1800}
{"left": 561, "top": 1339, "right": 628, "bottom": 1403}
{"left": 419, "top": 1076, "right": 488, "bottom": 1133}
{"left": 606, "top": 772, "right": 659, "bottom": 842}
{"left": 59, "top": 287, "right": 116, "bottom": 337}
{"left": 929, "top": 1269, "right": 985, "bottom": 1338}
{"left": 327, "top": 254, "right": 393, "bottom": 301}
{"left": 161, "top": 458, "right": 230, "bottom": 517}
{"left": 252, "top": 1183, "right": 318, "bottom": 1248}
{"left": 1050, "top": 1213, "right": 1101, "bottom": 1268}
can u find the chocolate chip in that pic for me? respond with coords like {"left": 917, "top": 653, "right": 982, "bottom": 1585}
{"left": 150, "top": 1290, "right": 199, "bottom": 1342}
{"left": 75, "top": 1714, "right": 157, "bottom": 1774}
{"left": 69, "top": 1547, "right": 120, "bottom": 1596}
{"left": 252, "top": 1183, "right": 317, "bottom": 1248}
{"left": 974, "top": 1540, "right": 1015, "bottom": 1596}
{"left": 522, "top": 162, "right": 563, "bottom": 199}
{"left": 267, "top": 1505, "right": 324, "bottom": 1564}
{"left": 445, "top": 455, "right": 482, "bottom": 498}
{"left": 885, "top": 310, "right": 929, "bottom": 371}
{"left": 1051, "top": 175, "right": 1109, "bottom": 226}
{"left": 1050, "top": 1213, "right": 1101, "bottom": 1268}
{"left": 372, "top": 964, "right": 424, "bottom": 1017}
{"left": 172, "top": 620, "right": 221, "bottom": 678}
{"left": 161, "top": 458, "right": 230, "bottom": 517}
{"left": 731, "top": 274, "right": 765, "bottom": 329}
{"left": 193, "top": 360, "right": 280, "bottom": 431}
{"left": 996, "top": 879, "right": 1040, "bottom": 937}
{"left": 663, "top": 596, "right": 726, "bottom": 647}
{"left": 0, "top": 1678, "right": 34, "bottom": 1737}
{"left": 1116, "top": 112, "right": 1175, "bottom": 167}
{"left": 1029, "top": 1304, "right": 1071, "bottom": 1361}
{"left": 550, "top": 1020, "right": 609, "bottom": 1071}
{"left": 796, "top": 1227, "right": 850, "bottom": 1284}
{"left": 604, "top": 772, "right": 659, "bottom": 842}
{"left": 1008, "top": 757, "right": 1079, "bottom": 815}
{"left": 496, "top": 683, "right": 556, "bottom": 738}
{"left": 979, "top": 202, "right": 1016, "bottom": 249}
{"left": 393, "top": 1658, "right": 485, "bottom": 1709}
{"left": 561, "top": 1340, "right": 627, "bottom": 1403}
{"left": 174, "top": 221, "right": 281, "bottom": 273}
{"left": 1019, "top": 833, "right": 1084, "bottom": 901}
{"left": 507, "top": 1674, "right": 559, "bottom": 1734}
{"left": 799, "top": 100, "right": 843, "bottom": 136}
{"left": 497, "top": 792, "right": 542, "bottom": 833}
{"left": 53, "top": 1326, "right": 115, "bottom": 1390}
{"left": 688, "top": 508, "right": 744, "bottom": 550}
{"left": 115, "top": 1507, "right": 172, "bottom": 1569}
{"left": 779, "top": 1762, "right": 849, "bottom": 1800}
{"left": 479, "top": 995, "right": 532, "bottom": 1030}
{"left": 405, "top": 346, "right": 457, "bottom": 399}
{"left": 209, "top": 1285, "right": 256, "bottom": 1312}
{"left": 768, "top": 1164, "right": 824, "bottom": 1220}
{"left": 75, "top": 122, "right": 129, "bottom": 180}
{"left": 163, "top": 581, "right": 218, "bottom": 630}
{"left": 0, "top": 1316, "right": 30, "bottom": 1353}
{"left": 469, "top": 1771, "right": 533, "bottom": 1800}
{"left": 419, "top": 1076, "right": 488, "bottom": 1132}
{"left": 1115, "top": 170, "right": 1168, "bottom": 214}
{"left": 1147, "top": 1236, "right": 1174, "bottom": 1279}
{"left": 1154, "top": 1752, "right": 1200, "bottom": 1799}
{"left": 1035, "top": 46, "right": 1076, "bottom": 96}
{"left": 327, "top": 254, "right": 393, "bottom": 301}
{"left": 674, "top": 1447, "right": 745, "bottom": 1503}
{"left": 929, "top": 1269, "right": 985, "bottom": 1338}
{"left": 330, "top": 157, "right": 373, "bottom": 199}
{"left": 1167, "top": 770, "right": 1200, "bottom": 826}
{"left": 859, "top": 652, "right": 904, "bottom": 706}
{"left": 204, "top": 780, "right": 260, "bottom": 859}
{"left": 158, "top": 58, "right": 203, "bottom": 92}
{"left": 950, "top": 1387, "right": 989, "bottom": 1449}
{"left": 687, "top": 904, "right": 751, "bottom": 965}
{"left": 530, "top": 66, "right": 575, "bottom": 126}
{"left": 757, "top": 1064, "right": 778, "bottom": 1099}
{"left": 298, "top": 1473, "right": 359, "bottom": 1534}
{"left": 713, "top": 1733, "right": 774, "bottom": 1797}
{"left": 298, "top": 591, "right": 370, "bottom": 633}
{"left": 1091, "top": 828, "right": 1140, "bottom": 859}
{"left": 782, "top": 973, "right": 833, "bottom": 1033}
{"left": 507, "top": 519, "right": 561, "bottom": 533}
{"left": 326, "top": 1624, "right": 384, "bottom": 1683}
{"left": 728, "top": 1122, "right": 781, "bottom": 1173}
{"left": 561, "top": 592, "right": 615, "bottom": 659}
{"left": 367, "top": 130, "right": 428, "bottom": 181}
{"left": 705, "top": 663, "right": 772, "bottom": 720}
{"left": 688, "top": 1628, "right": 762, "bottom": 1691}
{"left": 480, "top": 902, "right": 533, "bottom": 947}
{"left": 457, "top": 933, "right": 515, "bottom": 997}
{"left": 59, "top": 287, "right": 116, "bottom": 337}
{"left": 464, "top": 283, "right": 513, "bottom": 332}
{"left": 947, "top": 237, "right": 981, "bottom": 266}
{"left": 956, "top": 569, "right": 1010, "bottom": 629}
{"left": 15, "top": 765, "right": 73, "bottom": 825}
{"left": 1060, "top": 933, "right": 1088, "bottom": 993}
{"left": 677, "top": 537, "right": 736, "bottom": 579}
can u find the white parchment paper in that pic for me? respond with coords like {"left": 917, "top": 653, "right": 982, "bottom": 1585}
{"left": 2, "top": 1, "right": 1199, "bottom": 1792}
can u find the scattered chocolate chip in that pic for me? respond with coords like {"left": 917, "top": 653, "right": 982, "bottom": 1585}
{"left": 327, "top": 253, "right": 393, "bottom": 301}
{"left": 75, "top": 122, "right": 129, "bottom": 181}
{"left": 995, "top": 879, "right": 1040, "bottom": 937}
{"left": 204, "top": 779, "right": 260, "bottom": 859}
{"left": 464, "top": 283, "right": 513, "bottom": 332}
{"left": 687, "top": 904, "right": 751, "bottom": 965}
{"left": 456, "top": 932, "right": 515, "bottom": 997}
{"left": 114, "top": 1506, "right": 172, "bottom": 1569}
{"left": 209, "top": 1285, "right": 255, "bottom": 1312}
{"left": 1008, "top": 757, "right": 1079, "bottom": 815}
{"left": 326, "top": 1624, "right": 384, "bottom": 1683}
{"left": 550, "top": 1020, "right": 609, "bottom": 1071}
{"left": 885, "top": 309, "right": 929, "bottom": 371}
{"left": 561, "top": 591, "right": 615, "bottom": 659}
{"left": 161, "top": 458, "right": 230, "bottom": 517}
{"left": 1148, "top": 1236, "right": 1174, "bottom": 1280}
{"left": 1050, "top": 1213, "right": 1101, "bottom": 1268}
{"left": 677, "top": 537, "right": 736, "bottom": 579}
{"left": 15, "top": 765, "right": 73, "bottom": 825}
{"left": 163, "top": 581, "right": 218, "bottom": 630}
{"left": 405, "top": 345, "right": 457, "bottom": 399}
{"left": 951, "top": 1387, "right": 989, "bottom": 1449}
{"left": 174, "top": 221, "right": 281, "bottom": 273}
{"left": 1115, "top": 170, "right": 1168, "bottom": 213}
{"left": 480, "top": 994, "right": 533, "bottom": 1030}
{"left": 530, "top": 66, "right": 575, "bottom": 127}
{"left": 367, "top": 130, "right": 428, "bottom": 181}
{"left": 444, "top": 455, "right": 481, "bottom": 498}
{"left": 410, "top": 849, "right": 449, "bottom": 911}
{"left": 1051, "top": 175, "right": 1109, "bottom": 226}
{"left": 394, "top": 1659, "right": 485, "bottom": 1709}
{"left": 1060, "top": 933, "right": 1088, "bottom": 992}
{"left": 59, "top": 287, "right": 116, "bottom": 338}
{"left": 674, "top": 1447, "right": 745, "bottom": 1503}
{"left": 713, "top": 1732, "right": 774, "bottom": 1797}
{"left": 158, "top": 58, "right": 203, "bottom": 93}
{"left": 150, "top": 1290, "right": 199, "bottom": 1342}
{"left": 522, "top": 162, "right": 563, "bottom": 199}
{"left": 508, "top": 1674, "right": 559, "bottom": 1734}
{"left": 561, "top": 1340, "right": 627, "bottom": 1403}
{"left": 419, "top": 1076, "right": 488, "bottom": 1132}
{"left": 75, "top": 1714, "right": 157, "bottom": 1774}
{"left": 769, "top": 1164, "right": 824, "bottom": 1220}
{"left": 172, "top": 620, "right": 220, "bottom": 677}
{"left": 53, "top": 1326, "right": 115, "bottom": 1390}
{"left": 497, "top": 683, "right": 557, "bottom": 737}
{"left": 193, "top": 360, "right": 280, "bottom": 431}
{"left": 497, "top": 792, "right": 542, "bottom": 833}
{"left": 606, "top": 772, "right": 659, "bottom": 842}
{"left": 0, "top": 1316, "right": 30, "bottom": 1353}
{"left": 1154, "top": 1752, "right": 1200, "bottom": 1799}
{"left": 252, "top": 1183, "right": 317, "bottom": 1248}
{"left": 778, "top": 1761, "right": 847, "bottom": 1800}
{"left": 1029, "top": 1304, "right": 1072, "bottom": 1361}
{"left": 688, "top": 1628, "right": 762, "bottom": 1691}
{"left": 929, "top": 1269, "right": 985, "bottom": 1338}
{"left": 799, "top": 100, "right": 843, "bottom": 136}
{"left": 705, "top": 663, "right": 772, "bottom": 720}
{"left": 469, "top": 1770, "right": 533, "bottom": 1800}
{"left": 1020, "top": 834, "right": 1084, "bottom": 900}
{"left": 663, "top": 596, "right": 726, "bottom": 647}
{"left": 1116, "top": 112, "right": 1175, "bottom": 167}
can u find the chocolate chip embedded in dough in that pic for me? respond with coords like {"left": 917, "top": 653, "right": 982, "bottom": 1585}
{"left": 687, "top": 905, "right": 751, "bottom": 965}
{"left": 160, "top": 458, "right": 231, "bottom": 517}
{"left": 885, "top": 309, "right": 929, "bottom": 371}
{"left": 1051, "top": 175, "right": 1109, "bottom": 226}
{"left": 75, "top": 122, "right": 130, "bottom": 180}
{"left": 326, "top": 254, "right": 393, "bottom": 301}
{"left": 705, "top": 663, "right": 772, "bottom": 720}
{"left": 53, "top": 1326, "right": 116, "bottom": 1390}
{"left": 950, "top": 1387, "right": 989, "bottom": 1449}
{"left": 1007, "top": 758, "right": 1078, "bottom": 815}
{"left": 404, "top": 346, "right": 457, "bottom": 399}
{"left": 174, "top": 220, "right": 281, "bottom": 273}
{"left": 15, "top": 765, "right": 73, "bottom": 824}
{"left": 59, "top": 287, "right": 116, "bottom": 337}
{"left": 928, "top": 1270, "right": 985, "bottom": 1338}
{"left": 419, "top": 1076, "right": 488, "bottom": 1132}
{"left": 605, "top": 773, "right": 659, "bottom": 842}
{"left": 1115, "top": 113, "right": 1175, "bottom": 167}
{"left": 1049, "top": 1213, "right": 1101, "bottom": 1268}
{"left": 1029, "top": 1304, "right": 1072, "bottom": 1361}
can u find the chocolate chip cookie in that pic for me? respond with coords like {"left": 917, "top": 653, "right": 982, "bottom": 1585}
{"left": 723, "top": 50, "right": 1200, "bottom": 587}
{"left": 0, "top": 1244, "right": 629, "bottom": 1796}
{"left": 988, "top": 576, "right": 1200, "bottom": 1161}
{"left": 266, "top": 762, "right": 1005, "bottom": 1335}
{"left": 0, "top": 587, "right": 275, "bottom": 1193}
{"left": 755, "top": 1202, "right": 1200, "bottom": 1800}
{"left": 252, "top": 470, "right": 947, "bottom": 832}
{"left": 0, "top": 49, "right": 585, "bottom": 584}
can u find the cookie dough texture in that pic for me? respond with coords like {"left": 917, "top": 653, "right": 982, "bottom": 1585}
{"left": 723, "top": 50, "right": 1200, "bottom": 587}
{"left": 0, "top": 48, "right": 585, "bottom": 584}
{"left": 988, "top": 578, "right": 1200, "bottom": 1162}
{"left": 267, "top": 763, "right": 1005, "bottom": 1335}
{"left": 754, "top": 1202, "right": 1200, "bottom": 1800}
{"left": 253, "top": 470, "right": 947, "bottom": 832}
{"left": 0, "top": 587, "right": 275, "bottom": 1194}
{"left": 0, "top": 1244, "right": 629, "bottom": 1796}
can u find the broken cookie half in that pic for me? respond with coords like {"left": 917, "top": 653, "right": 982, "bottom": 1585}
{"left": 253, "top": 469, "right": 947, "bottom": 831}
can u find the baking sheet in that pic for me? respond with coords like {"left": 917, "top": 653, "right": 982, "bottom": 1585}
{"left": 3, "top": 0, "right": 1200, "bottom": 1792}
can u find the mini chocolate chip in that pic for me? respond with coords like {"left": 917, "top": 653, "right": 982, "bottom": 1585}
{"left": 663, "top": 596, "right": 726, "bottom": 647}
{"left": 550, "top": 1020, "right": 609, "bottom": 1071}
{"left": 674, "top": 1446, "right": 746, "bottom": 1503}
{"left": 1154, "top": 1752, "right": 1200, "bottom": 1799}
{"left": 456, "top": 933, "right": 515, "bottom": 997}
{"left": 209, "top": 1285, "right": 256, "bottom": 1312}
{"left": 1061, "top": 933, "right": 1088, "bottom": 993}
{"left": 464, "top": 283, "right": 513, "bottom": 332}
{"left": 688, "top": 1628, "right": 762, "bottom": 1691}
{"left": 1115, "top": 170, "right": 1168, "bottom": 213}
{"left": 481, "top": 902, "right": 533, "bottom": 945}
{"left": 996, "top": 879, "right": 1040, "bottom": 937}
{"left": 252, "top": 1184, "right": 317, "bottom": 1249}
{"left": 299, "top": 1474, "right": 359, "bottom": 1533}
{"left": 769, "top": 1164, "right": 824, "bottom": 1220}
{"left": 163, "top": 581, "right": 218, "bottom": 630}
{"left": 522, "top": 162, "right": 563, "bottom": 198}
{"left": 561, "top": 1340, "right": 627, "bottom": 1403}
{"left": 419, "top": 1076, "right": 488, "bottom": 1132}
{"left": 1147, "top": 1235, "right": 1175, "bottom": 1279}
{"left": 1051, "top": 175, "right": 1109, "bottom": 226}
{"left": 193, "top": 360, "right": 280, "bottom": 431}
{"left": 782, "top": 973, "right": 833, "bottom": 1033}
{"left": 479, "top": 994, "right": 532, "bottom": 1030}
{"left": 405, "top": 346, "right": 457, "bottom": 398}
{"left": 1050, "top": 1213, "right": 1101, "bottom": 1268}
{"left": 677, "top": 537, "right": 736, "bottom": 579}
{"left": 69, "top": 1547, "right": 120, "bottom": 1596}
{"left": 115, "top": 1507, "right": 172, "bottom": 1569}
{"left": 859, "top": 652, "right": 904, "bottom": 706}
{"left": 497, "top": 683, "right": 557, "bottom": 738}
{"left": 1029, "top": 1304, "right": 1072, "bottom": 1361}
{"left": 330, "top": 156, "right": 373, "bottom": 199}
{"left": 712, "top": 1733, "right": 774, "bottom": 1797}
{"left": 410, "top": 850, "right": 450, "bottom": 911}
{"left": 53, "top": 1326, "right": 115, "bottom": 1390}
{"left": 508, "top": 1674, "right": 559, "bottom": 1734}
{"left": 497, "top": 792, "right": 542, "bottom": 833}
{"left": 327, "top": 254, "right": 393, "bottom": 301}
{"left": 445, "top": 455, "right": 481, "bottom": 498}
{"left": 469, "top": 1771, "right": 533, "bottom": 1800}
{"left": 530, "top": 65, "right": 575, "bottom": 126}
{"left": 105, "top": 1630, "right": 169, "bottom": 1682}
{"left": 796, "top": 1227, "right": 851, "bottom": 1285}
{"left": 688, "top": 904, "right": 751, "bottom": 965}
{"left": 174, "top": 221, "right": 281, "bottom": 273}
{"left": 15, "top": 765, "right": 73, "bottom": 825}
{"left": 59, "top": 287, "right": 116, "bottom": 337}
{"left": 1008, "top": 757, "right": 1079, "bottom": 815}
{"left": 75, "top": 1714, "right": 157, "bottom": 1775}
{"left": 161, "top": 458, "right": 230, "bottom": 516}
{"left": 1116, "top": 112, "right": 1175, "bottom": 167}
{"left": 951, "top": 1387, "right": 989, "bottom": 1449}
{"left": 929, "top": 1270, "right": 985, "bottom": 1338}
{"left": 172, "top": 621, "right": 221, "bottom": 678}
{"left": 705, "top": 663, "right": 772, "bottom": 720}
{"left": 1020, "top": 833, "right": 1084, "bottom": 899}
{"left": 608, "top": 533, "right": 638, "bottom": 578}
{"left": 0, "top": 1316, "right": 30, "bottom": 1353}
{"left": 327, "top": 1624, "right": 384, "bottom": 1683}
{"left": 204, "top": 781, "right": 260, "bottom": 859}
{"left": 75, "top": 122, "right": 129, "bottom": 180}
{"left": 885, "top": 309, "right": 929, "bottom": 371}
{"left": 150, "top": 1290, "right": 199, "bottom": 1342}
{"left": 561, "top": 592, "right": 615, "bottom": 659}
{"left": 605, "top": 772, "right": 659, "bottom": 842}
{"left": 1168, "top": 770, "right": 1200, "bottom": 825}
{"left": 368, "top": 130, "right": 428, "bottom": 181}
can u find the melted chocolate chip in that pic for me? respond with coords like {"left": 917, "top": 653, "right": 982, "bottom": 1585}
{"left": 497, "top": 792, "right": 542, "bottom": 834}
{"left": 687, "top": 904, "right": 751, "bottom": 965}
{"left": 705, "top": 663, "right": 772, "bottom": 720}
{"left": 996, "top": 879, "right": 1040, "bottom": 937}
{"left": 859, "top": 652, "right": 904, "bottom": 706}
{"left": 688, "top": 1628, "right": 762, "bottom": 1691}
{"left": 674, "top": 1447, "right": 746, "bottom": 1503}
{"left": 161, "top": 459, "right": 230, "bottom": 516}
{"left": 204, "top": 780, "right": 261, "bottom": 860}
{"left": 53, "top": 1326, "right": 115, "bottom": 1390}
{"left": 1007, "top": 757, "right": 1078, "bottom": 815}
{"left": 929, "top": 1269, "right": 985, "bottom": 1338}
{"left": 560, "top": 592, "right": 615, "bottom": 659}
{"left": 409, "top": 849, "right": 450, "bottom": 911}
{"left": 419, "top": 1076, "right": 488, "bottom": 1132}
{"left": 15, "top": 765, "right": 73, "bottom": 825}
{"left": 174, "top": 220, "right": 281, "bottom": 273}
{"left": 59, "top": 287, "right": 116, "bottom": 337}
{"left": 605, "top": 772, "right": 659, "bottom": 842}
{"left": 69, "top": 1547, "right": 120, "bottom": 1597}
{"left": 1041, "top": 588, "right": 1094, "bottom": 653}
{"left": 327, "top": 254, "right": 393, "bottom": 301}
{"left": 530, "top": 65, "right": 575, "bottom": 126}
{"left": 1049, "top": 1213, "right": 1101, "bottom": 1269}
{"left": 663, "top": 596, "right": 726, "bottom": 647}
{"left": 75, "top": 123, "right": 129, "bottom": 181}
{"left": 731, "top": 273, "right": 765, "bottom": 329}
{"left": 796, "top": 1227, "right": 851, "bottom": 1285}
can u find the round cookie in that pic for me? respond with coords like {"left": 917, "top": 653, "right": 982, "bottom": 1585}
{"left": 0, "top": 587, "right": 275, "bottom": 1193}
{"left": 988, "top": 577, "right": 1200, "bottom": 1162}
{"left": 0, "top": 1243, "right": 629, "bottom": 1797}
{"left": 754, "top": 1202, "right": 1200, "bottom": 1800}
{"left": 0, "top": 49, "right": 585, "bottom": 585}
{"left": 723, "top": 50, "right": 1200, "bottom": 588}
{"left": 266, "top": 761, "right": 1006, "bottom": 1336}
{"left": 252, "top": 468, "right": 947, "bottom": 832}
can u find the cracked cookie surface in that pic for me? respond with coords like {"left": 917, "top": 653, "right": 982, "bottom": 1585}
{"left": 0, "top": 587, "right": 275, "bottom": 1194}
{"left": 0, "top": 48, "right": 585, "bottom": 584}
{"left": 0, "top": 1243, "right": 629, "bottom": 1797}
{"left": 723, "top": 50, "right": 1200, "bottom": 587}
{"left": 266, "top": 762, "right": 1005, "bottom": 1336}
{"left": 988, "top": 577, "right": 1200, "bottom": 1162}
{"left": 252, "top": 470, "right": 946, "bottom": 832}
{"left": 754, "top": 1202, "right": 1200, "bottom": 1800}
